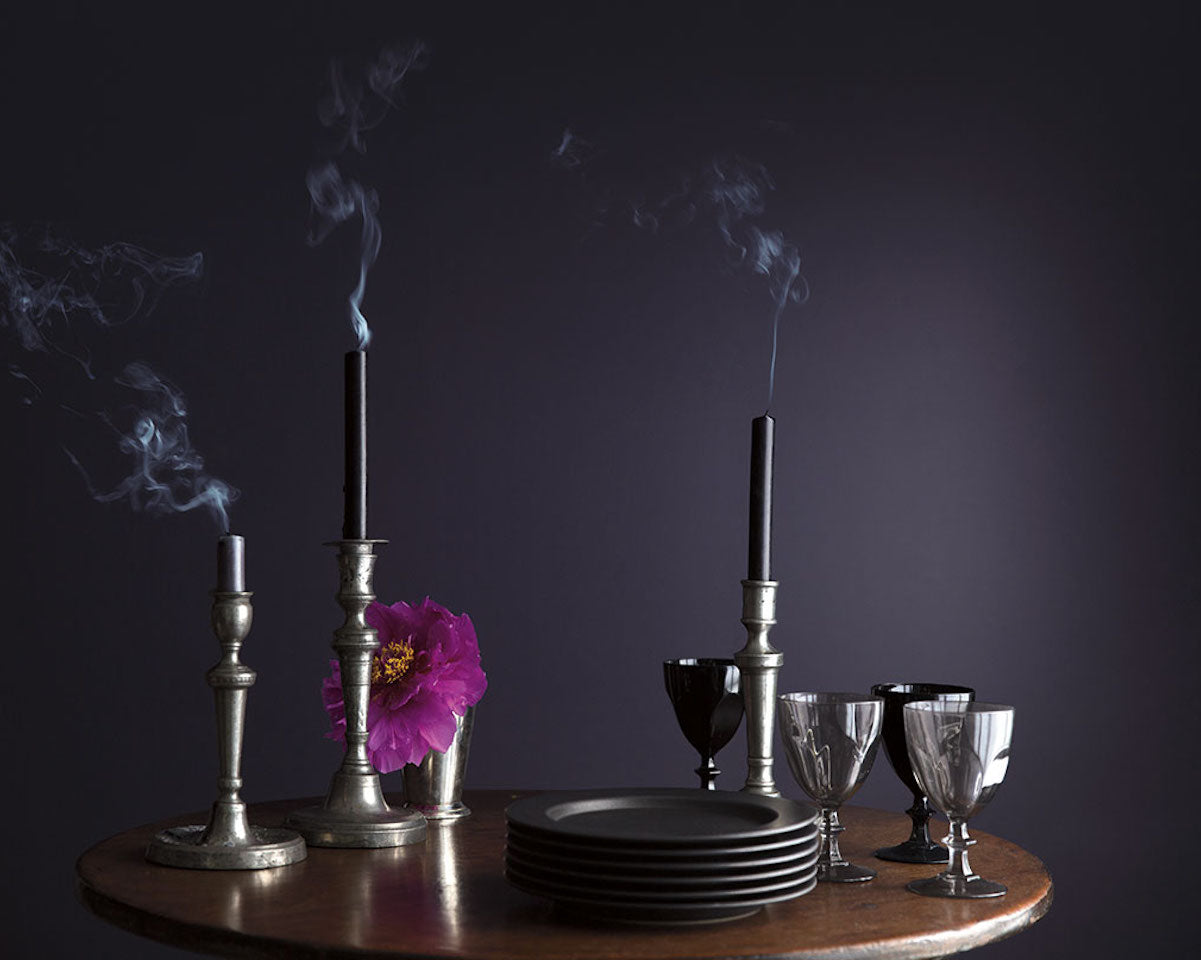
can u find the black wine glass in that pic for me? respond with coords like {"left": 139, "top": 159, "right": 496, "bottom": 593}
{"left": 871, "top": 682, "right": 975, "bottom": 863}
{"left": 663, "top": 658, "right": 744, "bottom": 789}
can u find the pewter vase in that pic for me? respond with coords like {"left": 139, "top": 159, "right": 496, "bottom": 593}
{"left": 404, "top": 706, "right": 475, "bottom": 820}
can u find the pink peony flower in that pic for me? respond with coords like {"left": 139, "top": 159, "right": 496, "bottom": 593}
{"left": 322, "top": 597, "right": 487, "bottom": 773}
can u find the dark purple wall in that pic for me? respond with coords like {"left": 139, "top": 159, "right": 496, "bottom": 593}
{"left": 1, "top": 3, "right": 1195, "bottom": 957}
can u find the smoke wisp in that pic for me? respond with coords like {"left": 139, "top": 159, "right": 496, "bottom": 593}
{"left": 0, "top": 224, "right": 203, "bottom": 378}
{"left": 307, "top": 40, "right": 428, "bottom": 350}
{"left": 552, "top": 135, "right": 808, "bottom": 410}
{"left": 64, "top": 362, "right": 238, "bottom": 532}
{"left": 1, "top": 224, "right": 235, "bottom": 531}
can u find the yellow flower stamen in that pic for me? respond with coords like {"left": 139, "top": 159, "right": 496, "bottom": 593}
{"left": 371, "top": 640, "right": 415, "bottom": 686}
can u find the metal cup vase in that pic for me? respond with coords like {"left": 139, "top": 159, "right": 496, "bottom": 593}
{"left": 403, "top": 706, "right": 475, "bottom": 821}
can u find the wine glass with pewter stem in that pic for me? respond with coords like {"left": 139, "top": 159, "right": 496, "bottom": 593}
{"left": 778, "top": 692, "right": 884, "bottom": 882}
{"left": 904, "top": 700, "right": 1015, "bottom": 898}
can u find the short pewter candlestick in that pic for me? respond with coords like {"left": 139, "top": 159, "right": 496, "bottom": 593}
{"left": 146, "top": 535, "right": 307, "bottom": 870}
{"left": 285, "top": 538, "right": 427, "bottom": 847}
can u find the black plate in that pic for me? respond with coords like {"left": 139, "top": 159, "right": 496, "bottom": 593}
{"left": 506, "top": 789, "right": 817, "bottom": 848}
{"left": 505, "top": 868, "right": 817, "bottom": 925}
{"left": 505, "top": 861, "right": 816, "bottom": 902}
{"left": 505, "top": 823, "right": 817, "bottom": 861}
{"left": 504, "top": 834, "right": 819, "bottom": 882}
{"left": 505, "top": 851, "right": 817, "bottom": 894}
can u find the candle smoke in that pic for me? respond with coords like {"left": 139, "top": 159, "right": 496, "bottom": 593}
{"left": 306, "top": 41, "right": 428, "bottom": 351}
{"left": 551, "top": 137, "right": 808, "bottom": 409}
{"left": 550, "top": 128, "right": 592, "bottom": 170}
{"left": 0, "top": 223, "right": 203, "bottom": 379}
{"left": 0, "top": 224, "right": 237, "bottom": 531}
{"left": 64, "top": 362, "right": 238, "bottom": 532}
{"left": 7, "top": 363, "right": 42, "bottom": 405}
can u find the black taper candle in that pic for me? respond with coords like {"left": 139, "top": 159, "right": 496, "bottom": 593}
{"left": 748, "top": 415, "right": 775, "bottom": 581}
{"left": 344, "top": 350, "right": 368, "bottom": 540}
{"left": 217, "top": 534, "right": 245, "bottom": 592}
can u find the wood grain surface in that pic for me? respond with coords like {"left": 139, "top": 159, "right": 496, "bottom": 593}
{"left": 75, "top": 791, "right": 1052, "bottom": 960}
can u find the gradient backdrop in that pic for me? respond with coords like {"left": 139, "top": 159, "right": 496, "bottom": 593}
{"left": 1, "top": 3, "right": 1195, "bottom": 957}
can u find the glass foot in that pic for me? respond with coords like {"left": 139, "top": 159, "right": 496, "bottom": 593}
{"left": 819, "top": 861, "right": 876, "bottom": 883}
{"left": 907, "top": 873, "right": 1007, "bottom": 898}
{"left": 874, "top": 840, "right": 949, "bottom": 864}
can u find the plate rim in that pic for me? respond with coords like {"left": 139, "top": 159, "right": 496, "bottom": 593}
{"left": 506, "top": 822, "right": 817, "bottom": 857}
{"left": 507, "top": 818, "right": 817, "bottom": 849}
{"left": 505, "top": 789, "right": 818, "bottom": 846}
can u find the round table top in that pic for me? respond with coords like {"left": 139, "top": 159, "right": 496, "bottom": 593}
{"left": 76, "top": 791, "right": 1052, "bottom": 960}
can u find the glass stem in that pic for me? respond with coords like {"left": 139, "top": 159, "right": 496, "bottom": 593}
{"left": 696, "top": 753, "right": 719, "bottom": 790}
{"left": 906, "top": 793, "right": 933, "bottom": 846}
{"left": 819, "top": 806, "right": 847, "bottom": 868}
{"left": 942, "top": 817, "right": 977, "bottom": 890}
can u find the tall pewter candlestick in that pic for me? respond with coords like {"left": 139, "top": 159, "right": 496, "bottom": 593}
{"left": 735, "top": 579, "right": 782, "bottom": 796}
{"left": 285, "top": 539, "right": 427, "bottom": 847}
{"left": 736, "top": 413, "right": 782, "bottom": 796}
{"left": 146, "top": 536, "right": 307, "bottom": 869}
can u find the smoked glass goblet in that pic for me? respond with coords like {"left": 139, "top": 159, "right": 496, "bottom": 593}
{"left": 663, "top": 658, "right": 744, "bottom": 789}
{"left": 778, "top": 692, "right": 883, "bottom": 882}
{"left": 871, "top": 682, "right": 975, "bottom": 863}
{"left": 904, "top": 701, "right": 1014, "bottom": 898}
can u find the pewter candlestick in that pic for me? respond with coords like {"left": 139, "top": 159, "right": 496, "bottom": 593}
{"left": 146, "top": 536, "right": 307, "bottom": 869}
{"left": 286, "top": 539, "right": 427, "bottom": 847}
{"left": 735, "top": 579, "right": 782, "bottom": 796}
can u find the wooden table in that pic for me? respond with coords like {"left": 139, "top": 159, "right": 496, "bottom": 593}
{"left": 76, "top": 791, "right": 1052, "bottom": 959}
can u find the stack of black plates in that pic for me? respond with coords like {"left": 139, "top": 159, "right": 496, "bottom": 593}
{"left": 505, "top": 788, "right": 820, "bottom": 924}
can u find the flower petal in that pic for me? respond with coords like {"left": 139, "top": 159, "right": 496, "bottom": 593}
{"left": 405, "top": 689, "right": 459, "bottom": 754}
{"left": 327, "top": 597, "right": 487, "bottom": 772}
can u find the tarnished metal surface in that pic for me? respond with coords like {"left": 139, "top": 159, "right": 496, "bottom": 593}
{"left": 145, "top": 589, "right": 306, "bottom": 870}
{"left": 285, "top": 539, "right": 427, "bottom": 848}
{"left": 403, "top": 706, "right": 475, "bottom": 820}
{"left": 734, "top": 579, "right": 782, "bottom": 796}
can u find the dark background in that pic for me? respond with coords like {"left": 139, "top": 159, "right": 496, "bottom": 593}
{"left": 1, "top": 1, "right": 1195, "bottom": 957}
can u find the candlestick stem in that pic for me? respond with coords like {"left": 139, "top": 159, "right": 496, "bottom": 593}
{"left": 286, "top": 539, "right": 427, "bottom": 848}
{"left": 734, "top": 579, "right": 782, "bottom": 796}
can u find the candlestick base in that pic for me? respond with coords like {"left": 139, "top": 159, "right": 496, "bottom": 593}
{"left": 147, "top": 818, "right": 306, "bottom": 870}
{"left": 286, "top": 774, "right": 427, "bottom": 848}
{"left": 735, "top": 579, "right": 782, "bottom": 797}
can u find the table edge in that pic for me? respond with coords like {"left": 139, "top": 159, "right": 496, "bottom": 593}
{"left": 788, "top": 872, "right": 1053, "bottom": 960}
